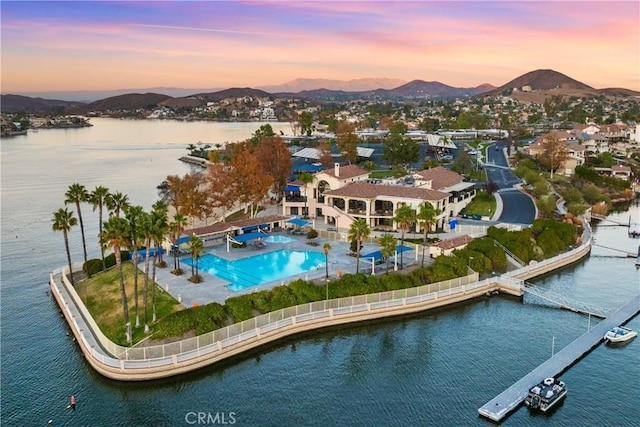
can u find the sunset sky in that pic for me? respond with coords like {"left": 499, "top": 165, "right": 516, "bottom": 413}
{"left": 1, "top": 1, "right": 638, "bottom": 94}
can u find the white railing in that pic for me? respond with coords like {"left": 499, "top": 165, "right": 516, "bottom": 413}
{"left": 52, "top": 222, "right": 590, "bottom": 374}
{"left": 53, "top": 266, "right": 484, "bottom": 369}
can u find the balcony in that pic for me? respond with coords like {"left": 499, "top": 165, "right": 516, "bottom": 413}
{"left": 284, "top": 195, "right": 307, "bottom": 203}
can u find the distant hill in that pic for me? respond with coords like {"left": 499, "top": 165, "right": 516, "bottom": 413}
{"left": 11, "top": 87, "right": 224, "bottom": 102}
{"left": 72, "top": 93, "right": 173, "bottom": 114}
{"left": 190, "top": 87, "right": 273, "bottom": 102}
{"left": 599, "top": 87, "right": 640, "bottom": 97}
{"left": 385, "top": 80, "right": 494, "bottom": 98}
{"left": 0, "top": 94, "right": 84, "bottom": 113}
{"left": 284, "top": 80, "right": 494, "bottom": 101}
{"left": 484, "top": 69, "right": 599, "bottom": 97}
{"left": 3, "top": 70, "right": 637, "bottom": 114}
{"left": 260, "top": 77, "right": 407, "bottom": 93}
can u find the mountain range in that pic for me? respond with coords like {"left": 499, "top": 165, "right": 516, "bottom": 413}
{"left": 2, "top": 69, "right": 638, "bottom": 114}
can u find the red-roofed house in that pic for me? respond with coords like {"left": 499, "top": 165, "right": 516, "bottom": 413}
{"left": 282, "top": 163, "right": 475, "bottom": 232}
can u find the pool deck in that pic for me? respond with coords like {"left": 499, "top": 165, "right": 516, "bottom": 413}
{"left": 153, "top": 233, "right": 381, "bottom": 307}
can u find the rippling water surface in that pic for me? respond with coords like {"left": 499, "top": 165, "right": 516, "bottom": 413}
{"left": 1, "top": 119, "right": 638, "bottom": 426}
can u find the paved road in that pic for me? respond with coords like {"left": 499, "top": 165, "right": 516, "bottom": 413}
{"left": 497, "top": 189, "right": 536, "bottom": 224}
{"left": 483, "top": 143, "right": 522, "bottom": 189}
{"left": 481, "top": 143, "right": 536, "bottom": 225}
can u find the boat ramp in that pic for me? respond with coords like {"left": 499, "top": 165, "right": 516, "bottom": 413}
{"left": 478, "top": 294, "right": 640, "bottom": 422}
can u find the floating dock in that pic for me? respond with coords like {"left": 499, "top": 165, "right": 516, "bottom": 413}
{"left": 478, "top": 294, "right": 640, "bottom": 422}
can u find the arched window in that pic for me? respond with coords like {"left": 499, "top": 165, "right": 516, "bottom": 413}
{"left": 317, "top": 180, "right": 330, "bottom": 203}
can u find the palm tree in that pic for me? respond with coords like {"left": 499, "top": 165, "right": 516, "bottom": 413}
{"left": 379, "top": 234, "right": 397, "bottom": 274}
{"left": 299, "top": 172, "right": 313, "bottom": 217}
{"left": 124, "top": 205, "right": 144, "bottom": 328}
{"left": 107, "top": 191, "right": 130, "bottom": 218}
{"left": 89, "top": 185, "right": 110, "bottom": 271}
{"left": 52, "top": 207, "right": 78, "bottom": 285}
{"left": 393, "top": 204, "right": 416, "bottom": 270}
{"left": 151, "top": 200, "right": 168, "bottom": 267}
{"left": 65, "top": 183, "right": 89, "bottom": 266}
{"left": 101, "top": 216, "right": 132, "bottom": 343}
{"left": 416, "top": 203, "right": 441, "bottom": 268}
{"left": 347, "top": 218, "right": 371, "bottom": 274}
{"left": 189, "top": 234, "right": 205, "bottom": 283}
{"left": 138, "top": 211, "right": 153, "bottom": 333}
{"left": 169, "top": 214, "right": 188, "bottom": 274}
{"left": 150, "top": 201, "right": 169, "bottom": 322}
{"left": 322, "top": 242, "right": 332, "bottom": 301}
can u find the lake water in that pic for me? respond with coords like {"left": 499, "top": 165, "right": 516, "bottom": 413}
{"left": 1, "top": 118, "right": 639, "bottom": 426}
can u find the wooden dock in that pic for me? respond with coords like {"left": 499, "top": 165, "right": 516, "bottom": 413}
{"left": 478, "top": 294, "right": 640, "bottom": 422}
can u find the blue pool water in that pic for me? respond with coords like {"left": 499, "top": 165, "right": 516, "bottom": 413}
{"left": 183, "top": 250, "right": 326, "bottom": 291}
{"left": 264, "top": 235, "right": 295, "bottom": 243}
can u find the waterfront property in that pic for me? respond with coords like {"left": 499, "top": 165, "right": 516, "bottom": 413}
{"left": 49, "top": 218, "right": 595, "bottom": 382}
{"left": 282, "top": 164, "right": 476, "bottom": 233}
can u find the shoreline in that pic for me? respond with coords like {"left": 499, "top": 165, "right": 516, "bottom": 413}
{"left": 50, "top": 222, "right": 593, "bottom": 381}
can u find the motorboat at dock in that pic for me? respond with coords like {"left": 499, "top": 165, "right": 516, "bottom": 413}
{"left": 524, "top": 377, "right": 567, "bottom": 412}
{"left": 604, "top": 326, "right": 638, "bottom": 343}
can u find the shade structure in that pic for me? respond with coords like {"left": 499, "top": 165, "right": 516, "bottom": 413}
{"left": 232, "top": 232, "right": 268, "bottom": 243}
{"left": 286, "top": 218, "right": 310, "bottom": 227}
{"left": 284, "top": 185, "right": 301, "bottom": 192}
{"left": 293, "top": 163, "right": 324, "bottom": 172}
{"left": 175, "top": 235, "right": 191, "bottom": 245}
{"left": 362, "top": 245, "right": 413, "bottom": 262}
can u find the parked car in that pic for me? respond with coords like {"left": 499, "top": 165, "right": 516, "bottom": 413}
{"left": 472, "top": 214, "right": 482, "bottom": 220}
{"left": 442, "top": 154, "right": 454, "bottom": 161}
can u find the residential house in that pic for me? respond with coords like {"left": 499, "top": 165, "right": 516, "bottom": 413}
{"left": 430, "top": 234, "right": 475, "bottom": 258}
{"left": 282, "top": 164, "right": 474, "bottom": 233}
{"left": 527, "top": 132, "right": 585, "bottom": 176}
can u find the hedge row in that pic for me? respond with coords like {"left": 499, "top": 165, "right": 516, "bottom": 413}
{"left": 83, "top": 251, "right": 130, "bottom": 276}
{"left": 151, "top": 254, "right": 470, "bottom": 339}
{"left": 151, "top": 220, "right": 577, "bottom": 339}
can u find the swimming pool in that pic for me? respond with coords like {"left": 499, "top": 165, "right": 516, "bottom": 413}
{"left": 263, "top": 235, "right": 295, "bottom": 244}
{"left": 182, "top": 250, "right": 326, "bottom": 291}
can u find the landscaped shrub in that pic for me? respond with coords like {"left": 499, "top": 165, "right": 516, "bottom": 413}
{"left": 84, "top": 251, "right": 130, "bottom": 276}
{"left": 224, "top": 295, "right": 254, "bottom": 322}
{"left": 270, "top": 285, "right": 298, "bottom": 311}
{"left": 84, "top": 259, "right": 103, "bottom": 276}
{"left": 249, "top": 290, "right": 271, "bottom": 314}
{"left": 378, "top": 273, "right": 411, "bottom": 291}
{"left": 153, "top": 302, "right": 227, "bottom": 339}
{"left": 465, "top": 238, "right": 508, "bottom": 273}
{"left": 531, "top": 219, "right": 577, "bottom": 258}
{"left": 487, "top": 226, "right": 536, "bottom": 264}
{"left": 289, "top": 279, "right": 324, "bottom": 304}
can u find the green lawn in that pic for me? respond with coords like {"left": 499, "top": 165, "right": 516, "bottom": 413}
{"left": 369, "top": 169, "right": 407, "bottom": 179}
{"left": 462, "top": 190, "right": 496, "bottom": 216}
{"left": 75, "top": 262, "right": 183, "bottom": 346}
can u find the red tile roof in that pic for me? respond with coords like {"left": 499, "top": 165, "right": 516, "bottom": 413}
{"left": 320, "top": 164, "right": 369, "bottom": 180}
{"left": 433, "top": 234, "right": 474, "bottom": 250}
{"left": 186, "top": 215, "right": 288, "bottom": 236}
{"left": 324, "top": 182, "right": 449, "bottom": 201}
{"left": 415, "top": 166, "right": 463, "bottom": 190}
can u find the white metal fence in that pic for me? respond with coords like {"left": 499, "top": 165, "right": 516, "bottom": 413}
{"left": 51, "top": 222, "right": 592, "bottom": 372}
{"left": 53, "top": 263, "right": 488, "bottom": 367}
